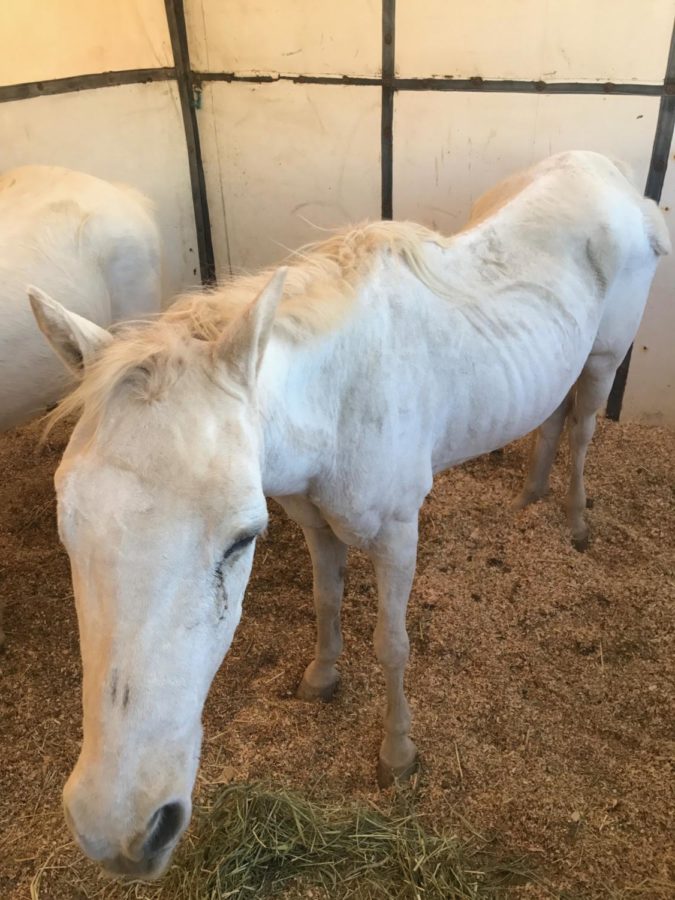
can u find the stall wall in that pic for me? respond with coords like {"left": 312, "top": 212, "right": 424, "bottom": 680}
{"left": 396, "top": 0, "right": 672, "bottom": 83}
{"left": 0, "top": 0, "right": 172, "bottom": 85}
{"left": 186, "top": 0, "right": 380, "bottom": 77}
{"left": 198, "top": 81, "right": 381, "bottom": 274}
{"left": 0, "top": 0, "right": 673, "bottom": 422}
{"left": 186, "top": 0, "right": 382, "bottom": 274}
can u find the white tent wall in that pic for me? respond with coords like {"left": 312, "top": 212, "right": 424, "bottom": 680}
{"left": 0, "top": 0, "right": 673, "bottom": 423}
{"left": 185, "top": 0, "right": 381, "bottom": 77}
{"left": 0, "top": 0, "right": 199, "bottom": 300}
{"left": 396, "top": 0, "right": 673, "bottom": 83}
{"left": 393, "top": 93, "right": 660, "bottom": 231}
{"left": 0, "top": 0, "right": 172, "bottom": 84}
{"left": 197, "top": 81, "right": 381, "bottom": 274}
{"left": 185, "top": 0, "right": 382, "bottom": 274}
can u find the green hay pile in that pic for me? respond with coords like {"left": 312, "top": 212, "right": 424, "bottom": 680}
{"left": 160, "top": 781, "right": 533, "bottom": 900}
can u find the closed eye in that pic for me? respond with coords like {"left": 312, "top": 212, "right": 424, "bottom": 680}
{"left": 223, "top": 533, "right": 256, "bottom": 560}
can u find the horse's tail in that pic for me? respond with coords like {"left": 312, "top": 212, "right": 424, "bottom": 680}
{"left": 608, "top": 158, "right": 670, "bottom": 257}
{"left": 609, "top": 157, "right": 636, "bottom": 185}
{"left": 641, "top": 196, "right": 671, "bottom": 256}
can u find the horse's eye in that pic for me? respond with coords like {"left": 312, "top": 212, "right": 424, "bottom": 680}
{"left": 223, "top": 534, "right": 256, "bottom": 560}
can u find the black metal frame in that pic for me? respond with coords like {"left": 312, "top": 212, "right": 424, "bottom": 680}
{"left": 0, "top": 68, "right": 174, "bottom": 102}
{"left": 163, "top": 0, "right": 216, "bottom": 284}
{"left": 1, "top": 1, "right": 673, "bottom": 416}
{"left": 381, "top": 0, "right": 396, "bottom": 219}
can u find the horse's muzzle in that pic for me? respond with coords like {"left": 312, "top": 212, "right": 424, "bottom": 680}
{"left": 64, "top": 798, "right": 187, "bottom": 880}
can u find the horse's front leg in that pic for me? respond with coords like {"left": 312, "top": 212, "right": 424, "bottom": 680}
{"left": 368, "top": 518, "right": 419, "bottom": 787}
{"left": 296, "top": 523, "right": 348, "bottom": 701}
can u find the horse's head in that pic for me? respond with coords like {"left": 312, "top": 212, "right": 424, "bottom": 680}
{"left": 28, "top": 269, "right": 286, "bottom": 878}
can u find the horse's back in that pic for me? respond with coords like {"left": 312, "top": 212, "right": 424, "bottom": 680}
{"left": 470, "top": 151, "right": 666, "bottom": 264}
{"left": 336, "top": 152, "right": 667, "bottom": 491}
{"left": 0, "top": 166, "right": 162, "bottom": 319}
{"left": 0, "top": 166, "right": 162, "bottom": 429}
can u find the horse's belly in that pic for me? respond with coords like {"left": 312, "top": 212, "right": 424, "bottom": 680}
{"left": 429, "top": 303, "right": 599, "bottom": 470}
{"left": 0, "top": 348, "right": 73, "bottom": 430}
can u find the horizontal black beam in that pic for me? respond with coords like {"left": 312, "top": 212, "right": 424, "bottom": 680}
{"left": 1, "top": 68, "right": 670, "bottom": 104}
{"left": 195, "top": 72, "right": 381, "bottom": 87}
{"left": 394, "top": 77, "right": 665, "bottom": 96}
{"left": 0, "top": 68, "right": 175, "bottom": 104}
{"left": 195, "top": 71, "right": 667, "bottom": 96}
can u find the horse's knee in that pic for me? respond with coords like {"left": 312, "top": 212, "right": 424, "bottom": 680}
{"left": 373, "top": 624, "right": 409, "bottom": 671}
{"left": 570, "top": 413, "right": 596, "bottom": 448}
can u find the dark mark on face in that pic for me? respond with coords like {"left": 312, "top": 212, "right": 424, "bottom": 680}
{"left": 110, "top": 669, "right": 118, "bottom": 703}
{"left": 214, "top": 557, "right": 228, "bottom": 621}
{"left": 213, "top": 534, "right": 258, "bottom": 621}
{"left": 122, "top": 685, "right": 130, "bottom": 709}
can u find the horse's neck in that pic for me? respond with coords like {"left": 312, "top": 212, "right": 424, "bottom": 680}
{"left": 257, "top": 334, "right": 338, "bottom": 498}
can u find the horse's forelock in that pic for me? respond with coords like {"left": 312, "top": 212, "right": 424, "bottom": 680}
{"left": 44, "top": 324, "right": 194, "bottom": 436}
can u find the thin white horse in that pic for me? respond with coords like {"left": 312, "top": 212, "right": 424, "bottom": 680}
{"left": 29, "top": 151, "right": 668, "bottom": 879}
{"left": 0, "top": 165, "right": 162, "bottom": 431}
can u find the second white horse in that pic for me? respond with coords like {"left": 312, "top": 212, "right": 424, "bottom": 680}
{"left": 0, "top": 165, "right": 161, "bottom": 431}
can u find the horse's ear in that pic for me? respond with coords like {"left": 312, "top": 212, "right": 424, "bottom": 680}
{"left": 27, "top": 285, "right": 113, "bottom": 375}
{"left": 220, "top": 266, "right": 287, "bottom": 388}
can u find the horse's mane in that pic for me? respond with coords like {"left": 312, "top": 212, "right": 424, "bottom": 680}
{"left": 47, "top": 220, "right": 454, "bottom": 431}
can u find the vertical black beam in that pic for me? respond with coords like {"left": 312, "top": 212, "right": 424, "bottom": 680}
{"left": 381, "top": 0, "right": 396, "bottom": 219}
{"left": 164, "top": 0, "right": 216, "bottom": 284}
{"left": 606, "top": 18, "right": 675, "bottom": 420}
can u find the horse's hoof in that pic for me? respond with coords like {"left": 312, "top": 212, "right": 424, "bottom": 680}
{"left": 511, "top": 491, "right": 537, "bottom": 511}
{"left": 296, "top": 674, "right": 340, "bottom": 702}
{"left": 376, "top": 753, "right": 419, "bottom": 789}
{"left": 572, "top": 534, "right": 589, "bottom": 552}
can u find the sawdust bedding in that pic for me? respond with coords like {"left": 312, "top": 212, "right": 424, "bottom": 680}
{"left": 0, "top": 416, "right": 672, "bottom": 899}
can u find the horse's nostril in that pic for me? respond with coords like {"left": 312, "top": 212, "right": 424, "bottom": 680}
{"left": 143, "top": 801, "right": 185, "bottom": 856}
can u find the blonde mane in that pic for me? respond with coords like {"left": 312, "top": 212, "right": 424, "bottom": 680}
{"left": 47, "top": 220, "right": 455, "bottom": 430}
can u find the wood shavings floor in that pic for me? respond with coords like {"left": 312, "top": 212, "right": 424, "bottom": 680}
{"left": 0, "top": 416, "right": 672, "bottom": 898}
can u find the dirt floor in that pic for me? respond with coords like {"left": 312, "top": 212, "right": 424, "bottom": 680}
{"left": 0, "top": 416, "right": 673, "bottom": 899}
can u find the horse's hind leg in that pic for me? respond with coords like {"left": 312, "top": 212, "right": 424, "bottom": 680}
{"left": 368, "top": 518, "right": 419, "bottom": 787}
{"left": 296, "top": 524, "right": 348, "bottom": 701}
{"left": 566, "top": 361, "right": 616, "bottom": 551}
{"left": 513, "top": 391, "right": 572, "bottom": 509}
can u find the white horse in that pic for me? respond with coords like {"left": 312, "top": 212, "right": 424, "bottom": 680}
{"left": 0, "top": 165, "right": 161, "bottom": 431}
{"left": 0, "top": 166, "right": 162, "bottom": 650}
{"left": 28, "top": 151, "right": 668, "bottom": 879}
